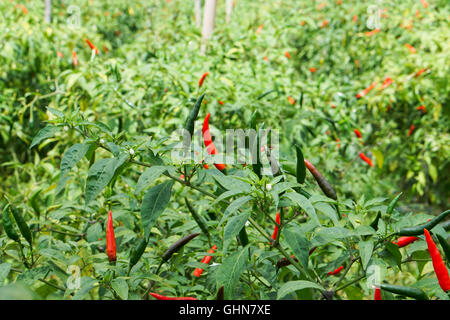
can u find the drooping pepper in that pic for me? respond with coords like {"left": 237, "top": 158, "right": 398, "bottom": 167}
{"left": 271, "top": 212, "right": 281, "bottom": 241}
{"left": 86, "top": 39, "right": 99, "bottom": 54}
{"left": 106, "top": 210, "right": 117, "bottom": 263}
{"left": 408, "top": 125, "right": 415, "bottom": 136}
{"left": 354, "top": 129, "right": 362, "bottom": 138}
{"left": 424, "top": 228, "right": 450, "bottom": 292}
{"left": 149, "top": 292, "right": 197, "bottom": 300}
{"left": 396, "top": 210, "right": 450, "bottom": 236}
{"left": 379, "top": 77, "right": 393, "bottom": 90}
{"left": 356, "top": 82, "right": 377, "bottom": 99}
{"left": 193, "top": 245, "right": 217, "bottom": 277}
{"left": 374, "top": 287, "right": 382, "bottom": 300}
{"left": 202, "top": 113, "right": 226, "bottom": 171}
{"left": 304, "top": 159, "right": 337, "bottom": 200}
{"left": 198, "top": 72, "right": 209, "bottom": 88}
{"left": 72, "top": 51, "right": 78, "bottom": 67}
{"left": 392, "top": 236, "right": 420, "bottom": 247}
{"left": 328, "top": 265, "right": 344, "bottom": 276}
{"left": 359, "top": 152, "right": 374, "bottom": 167}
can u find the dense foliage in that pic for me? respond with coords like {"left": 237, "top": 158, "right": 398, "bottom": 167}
{"left": 0, "top": 0, "right": 449, "bottom": 300}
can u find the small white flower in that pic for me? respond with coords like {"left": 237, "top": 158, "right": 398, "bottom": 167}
{"left": 245, "top": 221, "right": 250, "bottom": 227}
{"left": 63, "top": 126, "right": 69, "bottom": 131}
{"left": 266, "top": 184, "right": 272, "bottom": 191}
{"left": 210, "top": 263, "right": 221, "bottom": 267}
{"left": 129, "top": 148, "right": 135, "bottom": 155}
{"left": 99, "top": 138, "right": 105, "bottom": 144}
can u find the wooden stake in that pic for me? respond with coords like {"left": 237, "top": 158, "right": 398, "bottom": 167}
{"left": 194, "top": 0, "right": 202, "bottom": 27}
{"left": 201, "top": 0, "right": 217, "bottom": 54}
{"left": 226, "top": 0, "right": 233, "bottom": 23}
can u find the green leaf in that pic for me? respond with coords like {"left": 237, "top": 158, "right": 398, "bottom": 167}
{"left": 277, "top": 280, "right": 324, "bottom": 299}
{"left": 359, "top": 240, "right": 374, "bottom": 270}
{"left": 223, "top": 212, "right": 250, "bottom": 252}
{"left": 216, "top": 246, "right": 249, "bottom": 299}
{"left": 135, "top": 166, "right": 167, "bottom": 194}
{"left": 282, "top": 192, "right": 320, "bottom": 226}
{"left": 111, "top": 278, "right": 129, "bottom": 300}
{"left": 283, "top": 228, "right": 310, "bottom": 270}
{"left": 0, "top": 263, "right": 11, "bottom": 284}
{"left": 57, "top": 143, "right": 90, "bottom": 193}
{"left": 219, "top": 195, "right": 253, "bottom": 225}
{"left": 141, "top": 181, "right": 174, "bottom": 240}
{"left": 213, "top": 175, "right": 251, "bottom": 193}
{"left": 29, "top": 125, "right": 58, "bottom": 149}
{"left": 85, "top": 156, "right": 127, "bottom": 205}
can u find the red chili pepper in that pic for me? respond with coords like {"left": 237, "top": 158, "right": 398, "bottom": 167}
{"left": 309, "top": 67, "right": 317, "bottom": 73}
{"left": 56, "top": 51, "right": 64, "bottom": 58}
{"left": 331, "top": 104, "right": 336, "bottom": 109}
{"left": 106, "top": 210, "right": 116, "bottom": 262}
{"left": 198, "top": 72, "right": 209, "bottom": 88}
{"left": 193, "top": 245, "right": 217, "bottom": 277}
{"left": 405, "top": 43, "right": 416, "bottom": 53}
{"left": 320, "top": 20, "right": 329, "bottom": 28}
{"left": 336, "top": 138, "right": 341, "bottom": 148}
{"left": 271, "top": 212, "right": 281, "bottom": 241}
{"left": 424, "top": 229, "right": 450, "bottom": 292}
{"left": 415, "top": 68, "right": 426, "bottom": 78}
{"left": 203, "top": 163, "right": 209, "bottom": 169}
{"left": 72, "top": 51, "right": 78, "bottom": 67}
{"left": 408, "top": 125, "right": 415, "bottom": 137}
{"left": 287, "top": 96, "right": 296, "bottom": 105}
{"left": 352, "top": 15, "right": 357, "bottom": 22}
{"left": 359, "top": 152, "right": 374, "bottom": 167}
{"left": 365, "top": 28, "right": 380, "bottom": 37}
{"left": 256, "top": 24, "right": 264, "bottom": 34}
{"left": 263, "top": 56, "right": 269, "bottom": 61}
{"left": 393, "top": 236, "right": 420, "bottom": 247}
{"left": 379, "top": 77, "right": 393, "bottom": 90}
{"left": 354, "top": 129, "right": 362, "bottom": 138}
{"left": 20, "top": 4, "right": 28, "bottom": 14}
{"left": 374, "top": 287, "right": 382, "bottom": 300}
{"left": 420, "top": 0, "right": 428, "bottom": 8}
{"left": 86, "top": 39, "right": 99, "bottom": 54}
{"left": 328, "top": 265, "right": 344, "bottom": 275}
{"left": 356, "top": 82, "right": 377, "bottom": 98}
{"left": 284, "top": 51, "right": 291, "bottom": 59}
{"left": 218, "top": 100, "right": 224, "bottom": 105}
{"left": 416, "top": 105, "right": 426, "bottom": 113}
{"left": 149, "top": 292, "right": 197, "bottom": 300}
{"left": 202, "top": 113, "right": 226, "bottom": 171}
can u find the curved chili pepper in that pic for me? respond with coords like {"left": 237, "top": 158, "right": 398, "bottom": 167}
{"left": 416, "top": 105, "right": 426, "bottom": 113}
{"left": 415, "top": 68, "right": 427, "bottom": 78}
{"left": 379, "top": 77, "right": 393, "bottom": 90}
{"left": 405, "top": 43, "right": 416, "bottom": 53}
{"left": 284, "top": 51, "right": 291, "bottom": 59}
{"left": 202, "top": 113, "right": 225, "bottom": 171}
{"left": 374, "top": 287, "right": 382, "bottom": 300}
{"left": 86, "top": 39, "right": 99, "bottom": 54}
{"left": 424, "top": 228, "right": 450, "bottom": 292}
{"left": 271, "top": 212, "right": 281, "bottom": 241}
{"left": 354, "top": 129, "right": 362, "bottom": 138}
{"left": 392, "top": 236, "right": 420, "bottom": 247}
{"left": 304, "top": 159, "right": 337, "bottom": 200}
{"left": 72, "top": 51, "right": 78, "bottom": 67}
{"left": 287, "top": 96, "right": 296, "bottom": 105}
{"left": 309, "top": 67, "right": 317, "bottom": 73}
{"left": 193, "top": 245, "right": 217, "bottom": 277}
{"left": 106, "top": 210, "right": 117, "bottom": 262}
{"left": 359, "top": 152, "right": 374, "bottom": 167}
{"left": 328, "top": 265, "right": 344, "bottom": 275}
{"left": 198, "top": 72, "right": 209, "bottom": 88}
{"left": 161, "top": 233, "right": 200, "bottom": 263}
{"left": 149, "top": 292, "right": 197, "bottom": 300}
{"left": 397, "top": 210, "right": 450, "bottom": 236}
{"left": 356, "top": 82, "right": 377, "bottom": 98}
{"left": 408, "top": 124, "right": 415, "bottom": 136}
{"left": 420, "top": 0, "right": 428, "bottom": 8}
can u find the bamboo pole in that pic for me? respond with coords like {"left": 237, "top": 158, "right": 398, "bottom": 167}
{"left": 201, "top": 0, "right": 217, "bottom": 54}
{"left": 44, "top": 0, "right": 52, "bottom": 23}
{"left": 225, "top": 0, "right": 233, "bottom": 23}
{"left": 194, "top": 0, "right": 202, "bottom": 27}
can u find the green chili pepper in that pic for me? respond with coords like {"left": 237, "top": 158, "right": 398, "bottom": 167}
{"left": 161, "top": 233, "right": 200, "bottom": 263}
{"left": 129, "top": 238, "right": 148, "bottom": 270}
{"left": 10, "top": 205, "right": 32, "bottom": 245}
{"left": 185, "top": 94, "right": 205, "bottom": 140}
{"left": 436, "top": 234, "right": 450, "bottom": 264}
{"left": 386, "top": 192, "right": 402, "bottom": 216}
{"left": 295, "top": 145, "right": 306, "bottom": 185}
{"left": 238, "top": 226, "right": 249, "bottom": 247}
{"left": 2, "top": 204, "right": 20, "bottom": 242}
{"left": 185, "top": 198, "right": 210, "bottom": 241}
{"left": 251, "top": 123, "right": 264, "bottom": 179}
{"left": 370, "top": 211, "right": 382, "bottom": 230}
{"left": 379, "top": 284, "right": 428, "bottom": 300}
{"left": 397, "top": 210, "right": 450, "bottom": 236}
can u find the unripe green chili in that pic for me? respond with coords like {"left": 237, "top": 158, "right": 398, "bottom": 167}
{"left": 10, "top": 205, "right": 32, "bottom": 245}
{"left": 379, "top": 284, "right": 428, "bottom": 300}
{"left": 161, "top": 232, "right": 200, "bottom": 263}
{"left": 238, "top": 226, "right": 249, "bottom": 247}
{"left": 370, "top": 211, "right": 382, "bottom": 230}
{"left": 295, "top": 145, "right": 306, "bottom": 184}
{"left": 436, "top": 234, "right": 450, "bottom": 264}
{"left": 185, "top": 198, "right": 210, "bottom": 240}
{"left": 185, "top": 94, "right": 205, "bottom": 140}
{"left": 386, "top": 192, "right": 402, "bottom": 216}
{"left": 397, "top": 210, "right": 450, "bottom": 236}
{"left": 129, "top": 238, "right": 148, "bottom": 269}
{"left": 2, "top": 204, "right": 20, "bottom": 242}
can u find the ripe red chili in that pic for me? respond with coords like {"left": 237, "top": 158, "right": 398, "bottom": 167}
{"left": 287, "top": 96, "right": 296, "bottom": 105}
{"left": 374, "top": 287, "right": 382, "bottom": 300}
{"left": 218, "top": 100, "right": 224, "bottom": 105}
{"left": 416, "top": 105, "right": 426, "bottom": 113}
{"left": 365, "top": 28, "right": 380, "bottom": 37}
{"left": 106, "top": 210, "right": 117, "bottom": 262}
{"left": 408, "top": 125, "right": 415, "bottom": 137}
{"left": 56, "top": 51, "right": 64, "bottom": 58}
{"left": 354, "top": 129, "right": 362, "bottom": 138}
{"left": 424, "top": 228, "right": 450, "bottom": 292}
{"left": 379, "top": 77, "right": 393, "bottom": 90}
{"left": 193, "top": 245, "right": 217, "bottom": 277}
{"left": 271, "top": 212, "right": 281, "bottom": 241}
{"left": 420, "top": 0, "right": 428, "bottom": 8}
{"left": 356, "top": 82, "right": 377, "bottom": 98}
{"left": 405, "top": 43, "right": 416, "bottom": 53}
{"left": 86, "top": 39, "right": 99, "bottom": 54}
{"left": 328, "top": 265, "right": 344, "bottom": 275}
{"left": 149, "top": 292, "right": 197, "bottom": 300}
{"left": 352, "top": 15, "right": 357, "bottom": 22}
{"left": 202, "top": 113, "right": 226, "bottom": 171}
{"left": 284, "top": 51, "right": 291, "bottom": 59}
{"left": 256, "top": 24, "right": 263, "bottom": 34}
{"left": 415, "top": 68, "right": 426, "bottom": 78}
{"left": 72, "top": 51, "right": 78, "bottom": 67}
{"left": 359, "top": 152, "right": 374, "bottom": 167}
{"left": 309, "top": 67, "right": 317, "bottom": 73}
{"left": 320, "top": 20, "right": 329, "bottom": 28}
{"left": 198, "top": 72, "right": 209, "bottom": 88}
{"left": 393, "top": 236, "right": 419, "bottom": 247}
